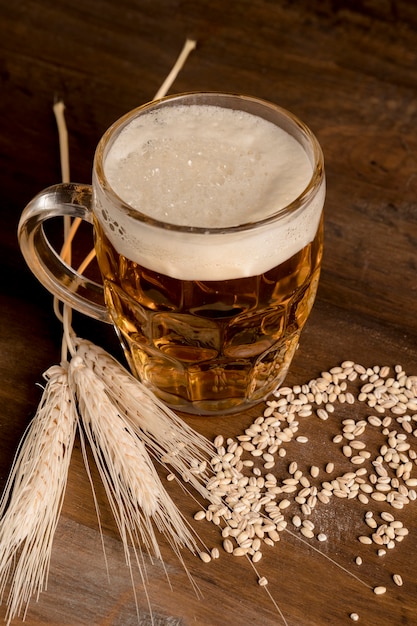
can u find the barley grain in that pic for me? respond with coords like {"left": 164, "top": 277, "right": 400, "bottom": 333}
{"left": 223, "top": 539, "right": 234, "bottom": 554}
{"left": 199, "top": 551, "right": 211, "bottom": 563}
{"left": 368, "top": 415, "right": 382, "bottom": 427}
{"left": 211, "top": 547, "right": 220, "bottom": 559}
{"left": 233, "top": 547, "right": 248, "bottom": 557}
{"left": 365, "top": 517, "right": 377, "bottom": 529}
{"left": 350, "top": 440, "right": 366, "bottom": 450}
{"left": 304, "top": 468, "right": 316, "bottom": 483}
{"left": 214, "top": 435, "right": 224, "bottom": 449}
{"left": 358, "top": 536, "right": 372, "bottom": 545}
{"left": 334, "top": 490, "right": 348, "bottom": 499}
{"left": 372, "top": 533, "right": 384, "bottom": 545}
{"left": 252, "top": 551, "right": 263, "bottom": 563}
{"left": 371, "top": 492, "right": 387, "bottom": 502}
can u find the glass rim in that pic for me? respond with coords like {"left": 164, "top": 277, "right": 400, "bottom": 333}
{"left": 94, "top": 91, "right": 325, "bottom": 235}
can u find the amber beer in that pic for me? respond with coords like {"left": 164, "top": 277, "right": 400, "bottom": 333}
{"left": 93, "top": 94, "right": 325, "bottom": 414}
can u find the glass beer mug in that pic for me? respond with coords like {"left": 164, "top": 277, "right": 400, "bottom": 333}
{"left": 18, "top": 92, "right": 325, "bottom": 415}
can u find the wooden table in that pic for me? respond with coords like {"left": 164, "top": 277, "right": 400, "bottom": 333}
{"left": 1, "top": 1, "right": 417, "bottom": 624}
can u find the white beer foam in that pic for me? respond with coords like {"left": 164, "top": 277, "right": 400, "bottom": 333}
{"left": 96, "top": 104, "right": 324, "bottom": 281}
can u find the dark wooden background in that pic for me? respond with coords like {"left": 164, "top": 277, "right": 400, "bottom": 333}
{"left": 1, "top": 1, "right": 417, "bottom": 624}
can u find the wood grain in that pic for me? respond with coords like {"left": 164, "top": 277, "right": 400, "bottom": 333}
{"left": 1, "top": 1, "right": 417, "bottom": 624}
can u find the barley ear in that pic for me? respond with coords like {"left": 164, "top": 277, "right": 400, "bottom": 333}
{"left": 0, "top": 365, "right": 77, "bottom": 625}
{"left": 69, "top": 355, "right": 201, "bottom": 558}
{"left": 75, "top": 340, "right": 215, "bottom": 500}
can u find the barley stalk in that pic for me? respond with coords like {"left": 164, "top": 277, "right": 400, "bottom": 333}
{"left": 0, "top": 365, "right": 77, "bottom": 625}
{"left": 153, "top": 39, "right": 196, "bottom": 100}
{"left": 75, "top": 339, "right": 215, "bottom": 499}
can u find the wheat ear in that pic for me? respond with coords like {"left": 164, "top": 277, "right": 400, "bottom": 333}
{"left": 75, "top": 339, "right": 215, "bottom": 499}
{"left": 0, "top": 365, "right": 77, "bottom": 625}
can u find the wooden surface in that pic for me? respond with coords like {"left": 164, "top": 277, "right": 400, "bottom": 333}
{"left": 1, "top": 1, "right": 417, "bottom": 624}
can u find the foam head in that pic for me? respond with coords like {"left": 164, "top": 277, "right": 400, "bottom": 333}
{"left": 94, "top": 95, "right": 325, "bottom": 280}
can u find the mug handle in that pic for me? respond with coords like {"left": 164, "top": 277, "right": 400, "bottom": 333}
{"left": 18, "top": 182, "right": 110, "bottom": 323}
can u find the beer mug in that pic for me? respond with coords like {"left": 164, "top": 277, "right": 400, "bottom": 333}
{"left": 18, "top": 92, "right": 325, "bottom": 415}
